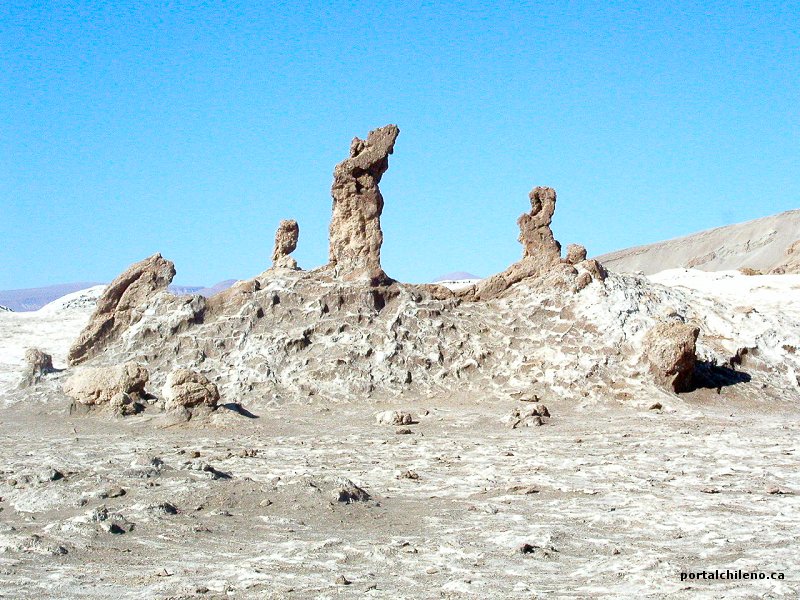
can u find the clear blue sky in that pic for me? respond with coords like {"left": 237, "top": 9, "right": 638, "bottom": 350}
{"left": 2, "top": 0, "right": 798, "bottom": 289}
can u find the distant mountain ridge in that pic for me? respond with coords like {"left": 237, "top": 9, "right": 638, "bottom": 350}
{"left": 432, "top": 271, "right": 480, "bottom": 282}
{"left": 0, "top": 279, "right": 237, "bottom": 312}
{"left": 0, "top": 282, "right": 102, "bottom": 312}
{"left": 597, "top": 209, "right": 800, "bottom": 275}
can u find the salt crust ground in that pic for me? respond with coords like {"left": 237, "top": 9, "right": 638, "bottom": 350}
{"left": 0, "top": 272, "right": 798, "bottom": 598}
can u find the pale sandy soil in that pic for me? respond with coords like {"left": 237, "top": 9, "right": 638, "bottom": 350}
{"left": 0, "top": 391, "right": 798, "bottom": 599}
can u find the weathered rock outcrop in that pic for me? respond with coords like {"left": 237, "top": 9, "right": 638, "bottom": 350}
{"left": 328, "top": 125, "right": 399, "bottom": 284}
{"left": 565, "top": 244, "right": 587, "bottom": 265}
{"left": 464, "top": 187, "right": 565, "bottom": 300}
{"left": 642, "top": 322, "right": 700, "bottom": 393}
{"left": 68, "top": 254, "right": 175, "bottom": 365}
{"left": 462, "top": 188, "right": 607, "bottom": 300}
{"left": 770, "top": 240, "right": 800, "bottom": 274}
{"left": 272, "top": 220, "right": 299, "bottom": 269}
{"left": 18, "top": 348, "right": 54, "bottom": 389}
{"left": 63, "top": 362, "right": 149, "bottom": 406}
{"left": 162, "top": 368, "right": 219, "bottom": 418}
{"left": 518, "top": 187, "right": 561, "bottom": 260}
{"left": 55, "top": 125, "right": 783, "bottom": 413}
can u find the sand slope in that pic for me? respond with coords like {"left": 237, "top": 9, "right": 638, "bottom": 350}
{"left": 597, "top": 209, "right": 800, "bottom": 274}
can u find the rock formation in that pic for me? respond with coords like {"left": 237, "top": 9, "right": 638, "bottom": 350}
{"left": 162, "top": 368, "right": 219, "bottom": 420}
{"left": 770, "top": 240, "right": 800, "bottom": 274}
{"left": 565, "top": 244, "right": 587, "bottom": 265}
{"left": 272, "top": 219, "right": 299, "bottom": 269}
{"left": 642, "top": 321, "right": 700, "bottom": 393}
{"left": 51, "top": 124, "right": 784, "bottom": 418}
{"left": 460, "top": 188, "right": 608, "bottom": 300}
{"left": 68, "top": 253, "right": 175, "bottom": 365}
{"left": 18, "top": 348, "right": 54, "bottom": 388}
{"left": 518, "top": 187, "right": 561, "bottom": 260}
{"left": 464, "top": 187, "right": 566, "bottom": 300}
{"left": 328, "top": 125, "right": 399, "bottom": 284}
{"left": 63, "top": 362, "right": 149, "bottom": 406}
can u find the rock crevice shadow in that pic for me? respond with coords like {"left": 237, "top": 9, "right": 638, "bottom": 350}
{"left": 689, "top": 360, "right": 752, "bottom": 391}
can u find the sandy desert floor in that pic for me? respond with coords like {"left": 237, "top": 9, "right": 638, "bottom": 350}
{"left": 0, "top": 389, "right": 798, "bottom": 599}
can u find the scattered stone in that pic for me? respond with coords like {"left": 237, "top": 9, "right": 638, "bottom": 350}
{"left": 507, "top": 485, "right": 539, "bottom": 495}
{"left": 68, "top": 253, "right": 175, "bottom": 365}
{"left": 98, "top": 487, "right": 126, "bottom": 499}
{"left": 701, "top": 488, "right": 721, "bottom": 494}
{"left": 398, "top": 470, "right": 420, "bottom": 480}
{"left": 18, "top": 348, "right": 54, "bottom": 388}
{"left": 91, "top": 506, "right": 110, "bottom": 522}
{"left": 63, "top": 362, "right": 149, "bottom": 406}
{"left": 104, "top": 514, "right": 135, "bottom": 535}
{"left": 22, "top": 535, "right": 68, "bottom": 556}
{"left": 328, "top": 124, "right": 399, "bottom": 283}
{"left": 196, "top": 464, "right": 231, "bottom": 480}
{"left": 375, "top": 410, "right": 413, "bottom": 426}
{"left": 38, "top": 468, "right": 64, "bottom": 482}
{"left": 642, "top": 321, "right": 700, "bottom": 393}
{"left": 150, "top": 502, "right": 178, "bottom": 515}
{"left": 332, "top": 478, "right": 370, "bottom": 503}
{"left": 518, "top": 543, "right": 558, "bottom": 557}
{"left": 395, "top": 427, "right": 413, "bottom": 435}
{"left": 503, "top": 405, "right": 550, "bottom": 429}
{"left": 334, "top": 575, "right": 351, "bottom": 586}
{"left": 649, "top": 402, "right": 663, "bottom": 410}
{"left": 511, "top": 390, "right": 540, "bottom": 402}
{"left": 272, "top": 219, "right": 300, "bottom": 269}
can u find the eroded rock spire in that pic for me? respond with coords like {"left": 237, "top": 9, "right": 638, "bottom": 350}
{"left": 272, "top": 219, "right": 299, "bottom": 269}
{"left": 328, "top": 124, "right": 399, "bottom": 283}
{"left": 518, "top": 186, "right": 561, "bottom": 260}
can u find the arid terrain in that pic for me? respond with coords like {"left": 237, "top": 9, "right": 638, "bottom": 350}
{"left": 597, "top": 209, "right": 800, "bottom": 275}
{"left": 2, "top": 126, "right": 799, "bottom": 598}
{"left": 1, "top": 374, "right": 799, "bottom": 598}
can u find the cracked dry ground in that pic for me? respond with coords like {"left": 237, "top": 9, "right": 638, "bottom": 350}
{"left": 0, "top": 393, "right": 798, "bottom": 599}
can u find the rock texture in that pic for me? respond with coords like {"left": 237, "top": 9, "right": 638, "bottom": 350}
{"left": 518, "top": 187, "right": 561, "bottom": 260}
{"left": 18, "top": 348, "right": 54, "bottom": 388}
{"left": 770, "top": 240, "right": 800, "bottom": 274}
{"left": 463, "top": 187, "right": 596, "bottom": 300}
{"left": 642, "top": 322, "right": 700, "bottom": 393}
{"left": 272, "top": 220, "right": 300, "bottom": 270}
{"left": 565, "top": 244, "right": 587, "bottom": 265}
{"left": 375, "top": 410, "right": 413, "bottom": 426}
{"left": 68, "top": 254, "right": 175, "bottom": 365}
{"left": 62, "top": 363, "right": 149, "bottom": 406}
{"left": 162, "top": 368, "right": 219, "bottom": 418}
{"left": 328, "top": 125, "right": 399, "bottom": 284}
{"left": 48, "top": 125, "right": 799, "bottom": 415}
